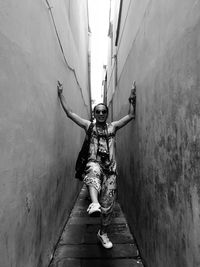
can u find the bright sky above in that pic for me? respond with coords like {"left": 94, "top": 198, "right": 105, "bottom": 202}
{"left": 88, "top": 0, "right": 110, "bottom": 106}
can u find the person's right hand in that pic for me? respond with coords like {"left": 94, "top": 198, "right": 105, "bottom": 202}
{"left": 57, "top": 81, "right": 63, "bottom": 97}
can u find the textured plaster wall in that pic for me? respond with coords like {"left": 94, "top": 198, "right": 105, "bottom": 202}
{"left": 109, "top": 0, "right": 200, "bottom": 266}
{"left": 0, "top": 0, "right": 90, "bottom": 266}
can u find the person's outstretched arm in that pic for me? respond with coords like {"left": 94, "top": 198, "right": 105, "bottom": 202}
{"left": 57, "top": 82, "right": 90, "bottom": 131}
{"left": 112, "top": 81, "right": 136, "bottom": 131}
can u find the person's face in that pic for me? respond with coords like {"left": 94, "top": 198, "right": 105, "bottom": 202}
{"left": 94, "top": 105, "right": 108, "bottom": 123}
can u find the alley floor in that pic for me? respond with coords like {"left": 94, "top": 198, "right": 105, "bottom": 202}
{"left": 49, "top": 185, "right": 144, "bottom": 267}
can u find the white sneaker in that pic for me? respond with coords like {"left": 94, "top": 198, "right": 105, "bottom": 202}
{"left": 87, "top": 203, "right": 101, "bottom": 216}
{"left": 97, "top": 230, "right": 113, "bottom": 249}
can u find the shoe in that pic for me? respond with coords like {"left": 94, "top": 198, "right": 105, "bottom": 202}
{"left": 97, "top": 230, "right": 113, "bottom": 249}
{"left": 87, "top": 203, "right": 101, "bottom": 216}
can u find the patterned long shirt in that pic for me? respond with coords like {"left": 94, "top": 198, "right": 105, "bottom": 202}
{"left": 87, "top": 122, "right": 117, "bottom": 174}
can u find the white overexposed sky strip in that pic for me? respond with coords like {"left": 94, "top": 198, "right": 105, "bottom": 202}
{"left": 88, "top": 0, "right": 110, "bottom": 105}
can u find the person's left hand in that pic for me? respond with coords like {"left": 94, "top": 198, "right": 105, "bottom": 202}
{"left": 57, "top": 81, "right": 63, "bottom": 97}
{"left": 129, "top": 81, "right": 136, "bottom": 105}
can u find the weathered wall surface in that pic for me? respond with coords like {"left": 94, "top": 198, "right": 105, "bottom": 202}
{"left": 0, "top": 0, "right": 90, "bottom": 266}
{"left": 107, "top": 0, "right": 200, "bottom": 266}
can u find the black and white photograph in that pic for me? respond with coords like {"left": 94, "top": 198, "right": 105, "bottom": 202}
{"left": 1, "top": 0, "right": 200, "bottom": 266}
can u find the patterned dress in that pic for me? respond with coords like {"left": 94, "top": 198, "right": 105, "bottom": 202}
{"left": 83, "top": 122, "right": 117, "bottom": 226}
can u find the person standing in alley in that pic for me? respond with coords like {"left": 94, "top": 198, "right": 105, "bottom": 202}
{"left": 57, "top": 82, "right": 136, "bottom": 249}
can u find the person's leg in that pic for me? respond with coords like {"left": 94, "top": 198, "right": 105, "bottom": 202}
{"left": 100, "top": 187, "right": 116, "bottom": 233}
{"left": 83, "top": 162, "right": 102, "bottom": 215}
{"left": 84, "top": 162, "right": 101, "bottom": 199}
{"left": 100, "top": 172, "right": 116, "bottom": 227}
{"left": 88, "top": 186, "right": 99, "bottom": 203}
{"left": 100, "top": 225, "right": 108, "bottom": 235}
{"left": 97, "top": 172, "right": 116, "bottom": 248}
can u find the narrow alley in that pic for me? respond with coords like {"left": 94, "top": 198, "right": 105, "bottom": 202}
{"left": 1, "top": 0, "right": 200, "bottom": 267}
{"left": 49, "top": 185, "right": 143, "bottom": 267}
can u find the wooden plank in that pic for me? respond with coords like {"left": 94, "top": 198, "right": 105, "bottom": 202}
{"left": 52, "top": 258, "right": 143, "bottom": 267}
{"left": 54, "top": 244, "right": 139, "bottom": 259}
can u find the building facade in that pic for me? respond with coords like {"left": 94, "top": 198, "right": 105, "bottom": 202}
{"left": 106, "top": 0, "right": 200, "bottom": 266}
{"left": 0, "top": 0, "right": 91, "bottom": 266}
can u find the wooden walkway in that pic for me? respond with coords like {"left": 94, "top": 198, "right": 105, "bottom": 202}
{"left": 49, "top": 185, "right": 144, "bottom": 267}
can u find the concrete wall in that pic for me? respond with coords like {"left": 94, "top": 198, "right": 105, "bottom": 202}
{"left": 0, "top": 0, "right": 90, "bottom": 266}
{"left": 107, "top": 0, "right": 200, "bottom": 266}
